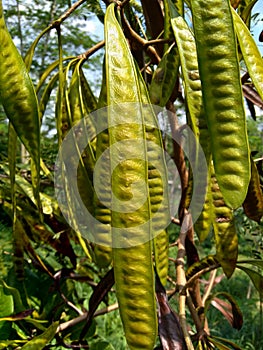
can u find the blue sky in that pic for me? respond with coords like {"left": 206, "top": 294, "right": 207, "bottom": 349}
{"left": 251, "top": 1, "right": 263, "bottom": 55}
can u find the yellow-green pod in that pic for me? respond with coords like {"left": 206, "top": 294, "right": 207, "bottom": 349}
{"left": 190, "top": 0, "right": 251, "bottom": 209}
{"left": 211, "top": 166, "right": 238, "bottom": 278}
{"left": 55, "top": 74, "right": 69, "bottom": 141}
{"left": 93, "top": 60, "right": 113, "bottom": 268}
{"left": 149, "top": 44, "right": 180, "bottom": 107}
{"left": 194, "top": 179, "right": 213, "bottom": 242}
{"left": 168, "top": 0, "right": 203, "bottom": 138}
{"left": 135, "top": 63, "right": 170, "bottom": 286}
{"left": 105, "top": 4, "right": 164, "bottom": 348}
{"left": 0, "top": 0, "right": 40, "bottom": 169}
{"left": 0, "top": 0, "right": 40, "bottom": 208}
{"left": 232, "top": 8, "right": 263, "bottom": 102}
{"left": 154, "top": 229, "right": 169, "bottom": 285}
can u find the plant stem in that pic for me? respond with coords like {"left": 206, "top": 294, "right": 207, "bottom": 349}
{"left": 177, "top": 211, "right": 195, "bottom": 350}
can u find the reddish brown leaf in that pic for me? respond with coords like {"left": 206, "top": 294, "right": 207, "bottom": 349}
{"left": 208, "top": 292, "right": 243, "bottom": 330}
{"left": 156, "top": 276, "right": 186, "bottom": 350}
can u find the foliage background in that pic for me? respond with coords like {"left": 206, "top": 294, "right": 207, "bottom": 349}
{"left": 0, "top": 0, "right": 263, "bottom": 349}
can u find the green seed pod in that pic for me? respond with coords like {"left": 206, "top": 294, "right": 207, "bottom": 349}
{"left": 186, "top": 254, "right": 219, "bottom": 280}
{"left": 232, "top": 8, "right": 263, "bottom": 102}
{"left": 153, "top": 229, "right": 169, "bottom": 286}
{"left": 149, "top": 44, "right": 180, "bottom": 107}
{"left": 55, "top": 77, "right": 69, "bottom": 142}
{"left": 39, "top": 72, "right": 59, "bottom": 122}
{"left": 169, "top": 1, "right": 203, "bottom": 137}
{"left": 136, "top": 63, "right": 170, "bottom": 286}
{"left": 93, "top": 62, "right": 113, "bottom": 268}
{"left": 190, "top": 0, "right": 251, "bottom": 209}
{"left": 113, "top": 243, "right": 156, "bottom": 350}
{"left": 104, "top": 4, "right": 171, "bottom": 348}
{"left": 194, "top": 162, "right": 213, "bottom": 242}
{"left": 211, "top": 166, "right": 238, "bottom": 278}
{"left": 169, "top": 0, "right": 212, "bottom": 236}
{"left": 0, "top": 0, "right": 40, "bottom": 198}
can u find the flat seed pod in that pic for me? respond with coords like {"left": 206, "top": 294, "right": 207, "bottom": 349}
{"left": 194, "top": 163, "right": 213, "bottom": 242}
{"left": 104, "top": 4, "right": 171, "bottom": 348}
{"left": 232, "top": 9, "right": 263, "bottom": 102}
{"left": 93, "top": 62, "right": 113, "bottom": 268}
{"left": 190, "top": 0, "right": 250, "bottom": 209}
{"left": 0, "top": 0, "right": 40, "bottom": 205}
{"left": 149, "top": 44, "right": 180, "bottom": 107}
{"left": 136, "top": 64, "right": 170, "bottom": 286}
{"left": 168, "top": 0, "right": 203, "bottom": 138}
{"left": 211, "top": 168, "right": 238, "bottom": 278}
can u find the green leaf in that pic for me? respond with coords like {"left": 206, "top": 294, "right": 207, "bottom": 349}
{"left": 208, "top": 335, "right": 242, "bottom": 350}
{"left": 236, "top": 265, "right": 263, "bottom": 296}
{"left": 90, "top": 340, "right": 115, "bottom": 350}
{"left": 0, "top": 309, "right": 33, "bottom": 321}
{"left": 0, "top": 340, "right": 27, "bottom": 349}
{"left": 20, "top": 322, "right": 59, "bottom": 350}
{"left": 237, "top": 259, "right": 263, "bottom": 269}
{"left": 0, "top": 282, "right": 14, "bottom": 340}
{"left": 1, "top": 164, "right": 58, "bottom": 216}
{"left": 0, "top": 280, "right": 24, "bottom": 313}
{"left": 0, "top": 283, "right": 14, "bottom": 316}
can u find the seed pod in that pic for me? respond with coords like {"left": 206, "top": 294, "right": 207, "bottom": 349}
{"left": 194, "top": 164, "right": 213, "bottom": 242}
{"left": 93, "top": 62, "right": 113, "bottom": 268}
{"left": 149, "top": 44, "right": 180, "bottom": 107}
{"left": 104, "top": 4, "right": 171, "bottom": 348}
{"left": 211, "top": 167, "right": 238, "bottom": 278}
{"left": 190, "top": 0, "right": 250, "bottom": 209}
{"left": 186, "top": 255, "right": 219, "bottom": 280}
{"left": 39, "top": 72, "right": 59, "bottom": 122}
{"left": 0, "top": 0, "right": 40, "bottom": 191}
{"left": 169, "top": 1, "right": 203, "bottom": 137}
{"left": 232, "top": 8, "right": 263, "bottom": 102}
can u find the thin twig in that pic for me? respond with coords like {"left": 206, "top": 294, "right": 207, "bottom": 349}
{"left": 93, "top": 302, "right": 119, "bottom": 316}
{"left": 176, "top": 211, "right": 195, "bottom": 350}
{"left": 171, "top": 217, "right": 181, "bottom": 225}
{"left": 144, "top": 38, "right": 173, "bottom": 46}
{"left": 78, "top": 40, "right": 105, "bottom": 64}
{"left": 56, "top": 303, "right": 119, "bottom": 333}
{"left": 202, "top": 269, "right": 217, "bottom": 305}
{"left": 121, "top": 8, "right": 161, "bottom": 64}
{"left": 117, "top": 0, "right": 131, "bottom": 8}
{"left": 254, "top": 157, "right": 263, "bottom": 162}
{"left": 60, "top": 293, "right": 84, "bottom": 316}
{"left": 51, "top": 0, "right": 88, "bottom": 28}
{"left": 186, "top": 293, "right": 203, "bottom": 334}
